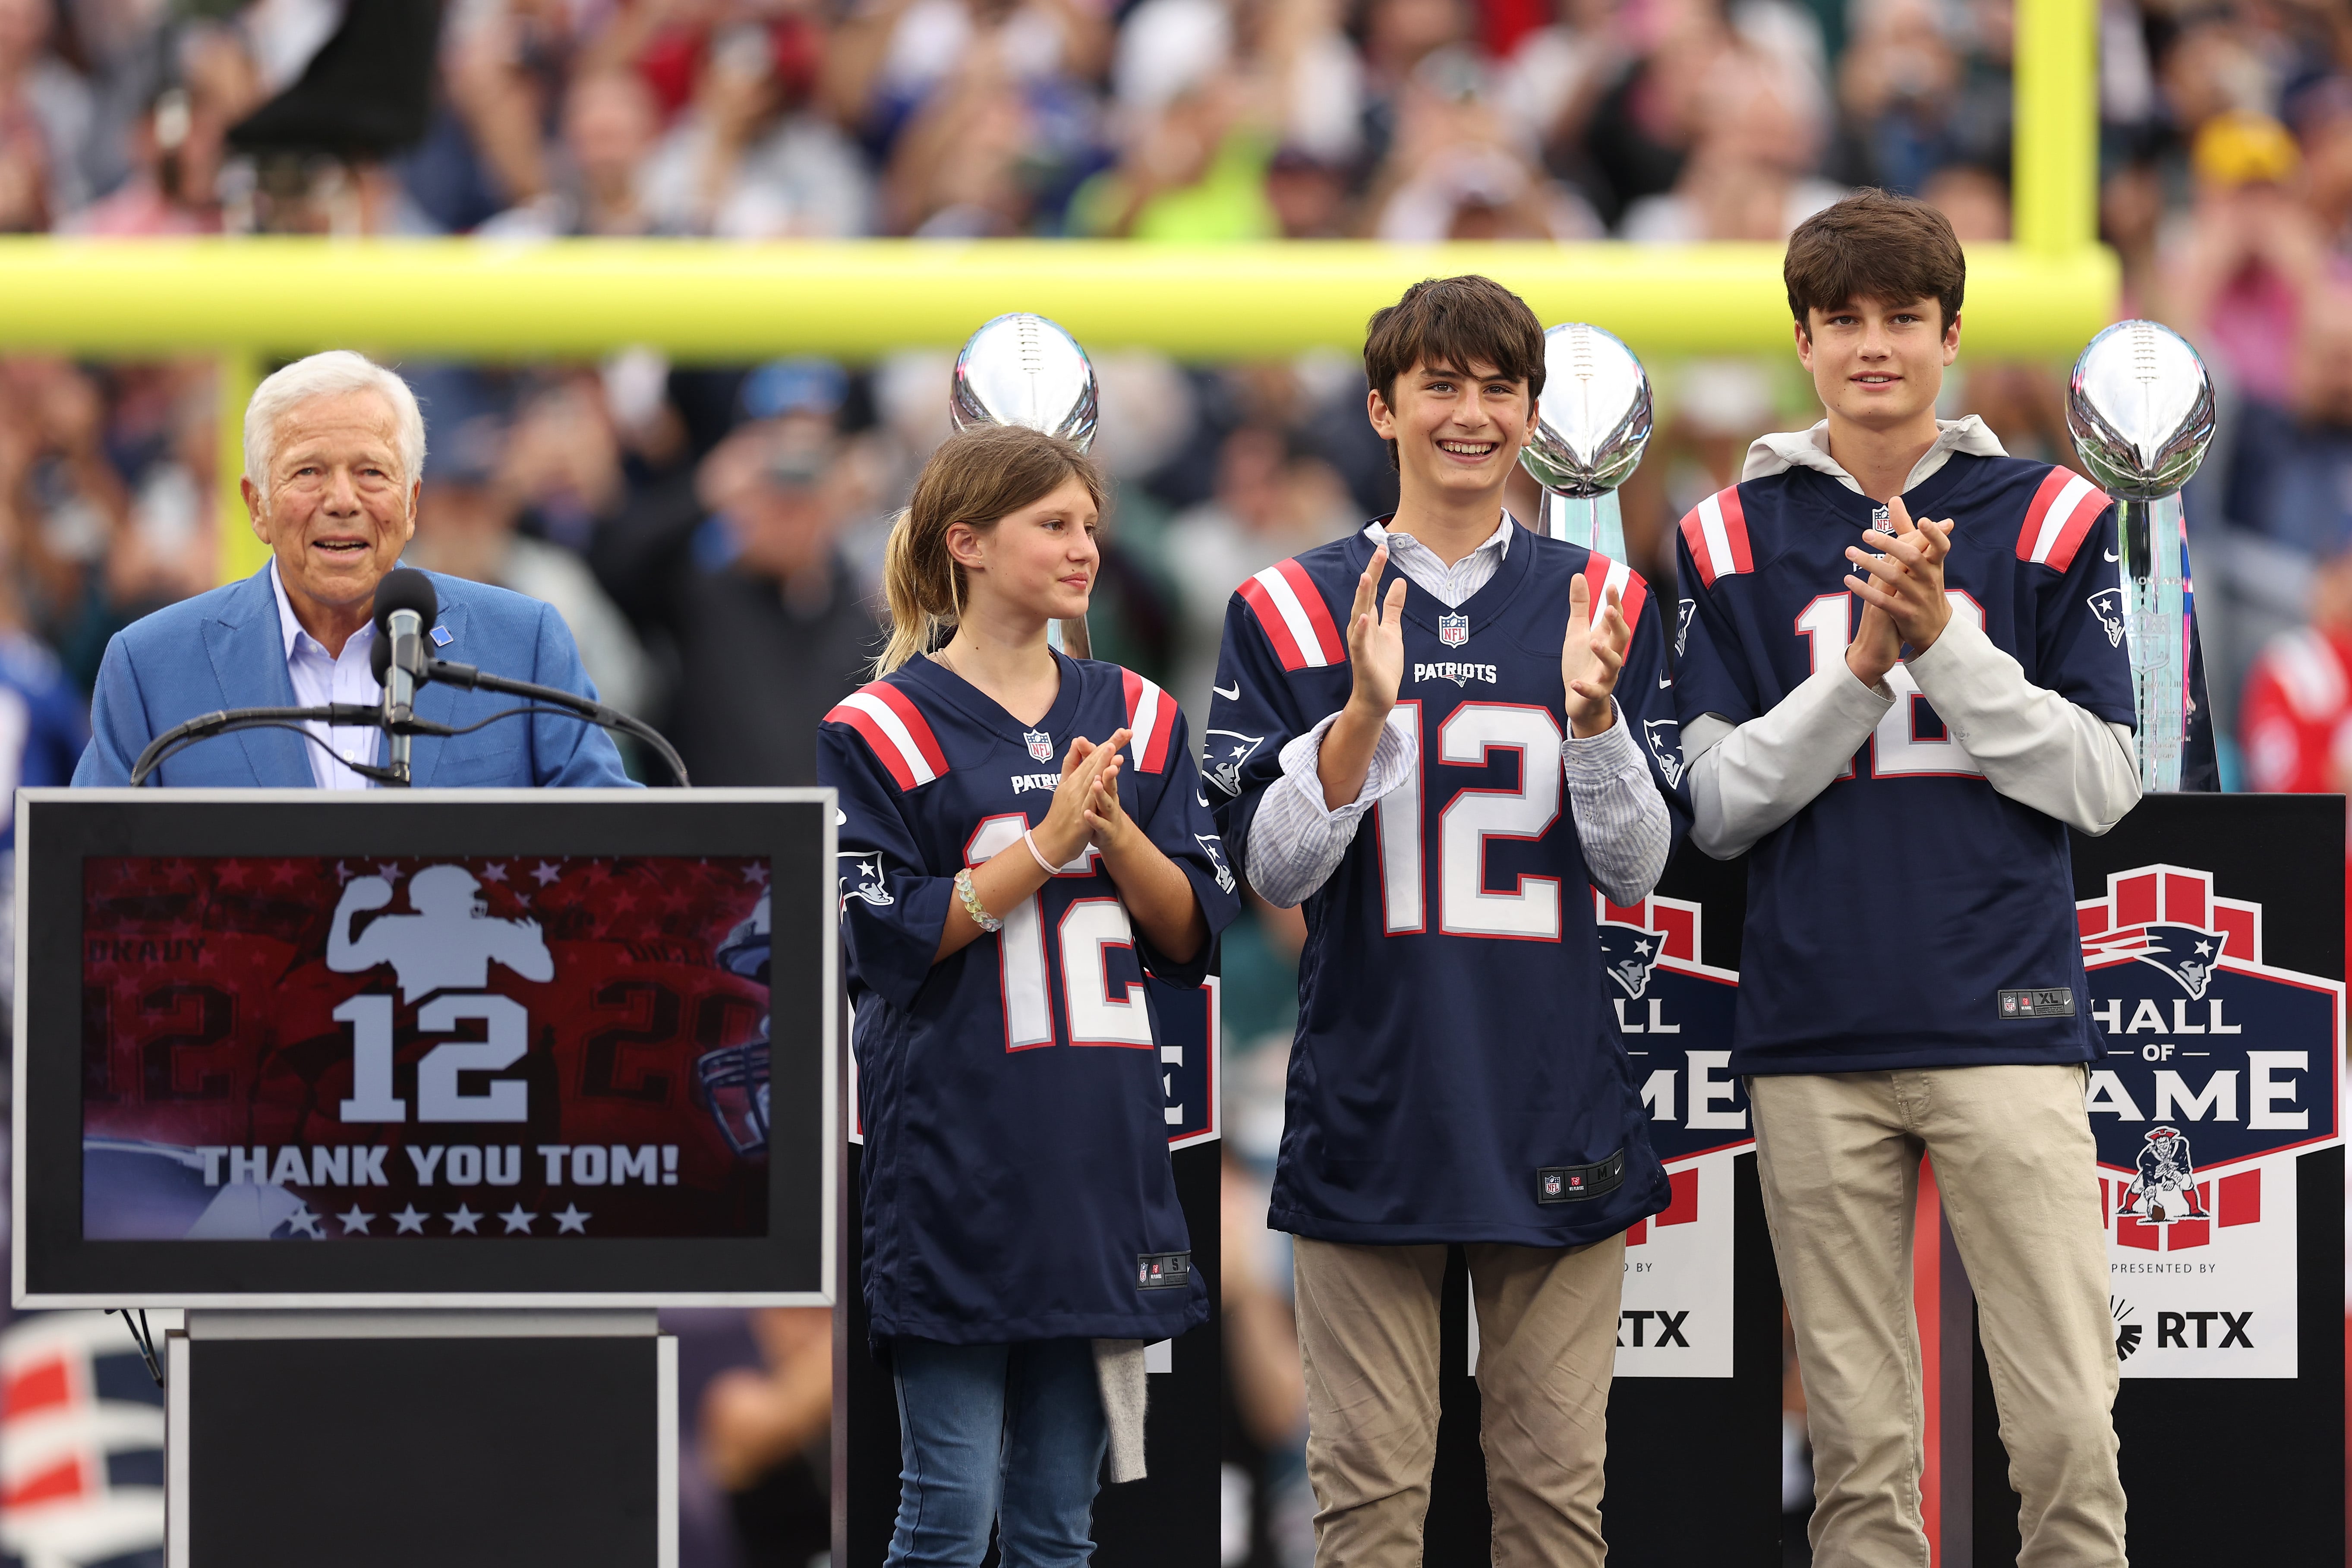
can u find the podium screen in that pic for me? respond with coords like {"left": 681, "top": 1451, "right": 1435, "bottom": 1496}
{"left": 16, "top": 789, "right": 833, "bottom": 1307}
{"left": 82, "top": 854, "right": 772, "bottom": 1243}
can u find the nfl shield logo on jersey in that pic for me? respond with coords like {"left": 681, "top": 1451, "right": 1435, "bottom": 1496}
{"left": 1024, "top": 729, "right": 1053, "bottom": 762}
{"left": 1543, "top": 1172, "right": 1563, "bottom": 1197}
{"left": 1439, "top": 613, "right": 1469, "bottom": 647}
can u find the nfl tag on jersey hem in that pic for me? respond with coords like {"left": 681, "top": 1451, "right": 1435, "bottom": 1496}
{"left": 1136, "top": 1252, "right": 1192, "bottom": 1289}
{"left": 1536, "top": 1150, "right": 1625, "bottom": 1204}
{"left": 1999, "top": 987, "right": 2076, "bottom": 1019}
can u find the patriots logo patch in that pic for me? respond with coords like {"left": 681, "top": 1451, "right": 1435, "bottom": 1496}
{"left": 1676, "top": 598, "right": 1695, "bottom": 658}
{"left": 1196, "top": 833, "right": 1236, "bottom": 895}
{"left": 2087, "top": 587, "right": 2127, "bottom": 649}
{"left": 1595, "top": 921, "right": 1664, "bottom": 1000}
{"left": 1643, "top": 719, "right": 1684, "bottom": 789}
{"left": 1204, "top": 730, "right": 1264, "bottom": 797}
{"left": 836, "top": 850, "right": 894, "bottom": 916}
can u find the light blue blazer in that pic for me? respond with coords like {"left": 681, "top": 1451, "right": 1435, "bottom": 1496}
{"left": 72, "top": 564, "right": 637, "bottom": 789}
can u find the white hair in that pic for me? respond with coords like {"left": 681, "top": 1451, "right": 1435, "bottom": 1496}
{"left": 242, "top": 350, "right": 427, "bottom": 498}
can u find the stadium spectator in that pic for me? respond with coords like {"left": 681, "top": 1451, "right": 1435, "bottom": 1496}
{"left": 592, "top": 359, "right": 881, "bottom": 786}
{"left": 408, "top": 408, "right": 658, "bottom": 724}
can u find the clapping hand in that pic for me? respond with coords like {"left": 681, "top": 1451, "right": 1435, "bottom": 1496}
{"left": 1561, "top": 572, "right": 1631, "bottom": 737}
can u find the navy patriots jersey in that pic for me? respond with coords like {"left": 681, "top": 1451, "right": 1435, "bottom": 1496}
{"left": 1672, "top": 455, "right": 2137, "bottom": 1075}
{"left": 819, "top": 652, "right": 1239, "bottom": 1344}
{"left": 1207, "top": 524, "right": 1687, "bottom": 1247}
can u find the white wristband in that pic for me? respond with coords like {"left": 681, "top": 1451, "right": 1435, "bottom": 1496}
{"left": 1023, "top": 828, "right": 1058, "bottom": 874}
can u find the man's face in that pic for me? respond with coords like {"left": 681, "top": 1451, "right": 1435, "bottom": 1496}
{"left": 244, "top": 390, "right": 416, "bottom": 612}
{"left": 1368, "top": 357, "right": 1533, "bottom": 504}
{"left": 1797, "top": 296, "right": 1960, "bottom": 431}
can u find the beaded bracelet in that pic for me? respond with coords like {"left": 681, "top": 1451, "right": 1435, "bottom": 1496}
{"left": 954, "top": 867, "right": 1003, "bottom": 933}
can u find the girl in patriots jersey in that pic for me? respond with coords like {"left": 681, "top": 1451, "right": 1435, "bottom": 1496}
{"left": 817, "top": 425, "right": 1236, "bottom": 1568}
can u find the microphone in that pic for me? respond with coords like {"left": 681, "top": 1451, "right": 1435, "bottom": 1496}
{"left": 370, "top": 568, "right": 438, "bottom": 785}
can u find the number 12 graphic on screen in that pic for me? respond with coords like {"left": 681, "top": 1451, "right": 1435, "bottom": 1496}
{"left": 328, "top": 866, "right": 553, "bottom": 1123}
{"left": 967, "top": 814, "right": 1157, "bottom": 1051}
{"left": 1794, "top": 592, "right": 1987, "bottom": 780}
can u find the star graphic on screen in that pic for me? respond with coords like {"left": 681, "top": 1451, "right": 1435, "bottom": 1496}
{"left": 391, "top": 1205, "right": 429, "bottom": 1234}
{"left": 532, "top": 861, "right": 563, "bottom": 887}
{"left": 445, "top": 1205, "right": 482, "bottom": 1234}
{"left": 552, "top": 1205, "right": 591, "bottom": 1234}
{"left": 743, "top": 864, "right": 770, "bottom": 887}
{"left": 334, "top": 861, "right": 356, "bottom": 883}
{"left": 216, "top": 861, "right": 250, "bottom": 889}
{"left": 498, "top": 1205, "right": 537, "bottom": 1234}
{"left": 375, "top": 861, "right": 401, "bottom": 880}
{"left": 337, "top": 1206, "right": 375, "bottom": 1235}
{"left": 270, "top": 861, "right": 301, "bottom": 885}
{"left": 284, "top": 1208, "right": 323, "bottom": 1238}
{"left": 480, "top": 861, "right": 509, "bottom": 883}
{"left": 610, "top": 891, "right": 637, "bottom": 912}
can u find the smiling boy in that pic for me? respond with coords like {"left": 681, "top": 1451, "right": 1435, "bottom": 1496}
{"left": 1673, "top": 190, "right": 2138, "bottom": 1565}
{"left": 1204, "top": 275, "right": 1685, "bottom": 1567}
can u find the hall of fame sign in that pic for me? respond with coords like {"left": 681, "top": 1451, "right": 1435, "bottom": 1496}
{"left": 2077, "top": 864, "right": 2344, "bottom": 1379}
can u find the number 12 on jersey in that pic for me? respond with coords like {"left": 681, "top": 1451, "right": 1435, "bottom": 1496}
{"left": 1374, "top": 700, "right": 1567, "bottom": 941}
{"left": 1794, "top": 593, "right": 1987, "bottom": 780}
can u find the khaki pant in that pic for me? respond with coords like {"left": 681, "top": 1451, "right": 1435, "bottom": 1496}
{"left": 1750, "top": 1064, "right": 2127, "bottom": 1568}
{"left": 1292, "top": 1234, "right": 1625, "bottom": 1568}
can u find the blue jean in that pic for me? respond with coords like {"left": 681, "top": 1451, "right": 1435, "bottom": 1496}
{"left": 888, "top": 1337, "right": 1108, "bottom": 1568}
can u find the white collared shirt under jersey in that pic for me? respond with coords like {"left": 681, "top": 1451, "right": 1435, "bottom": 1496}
{"left": 269, "top": 559, "right": 383, "bottom": 791}
{"left": 1242, "top": 513, "right": 1672, "bottom": 909}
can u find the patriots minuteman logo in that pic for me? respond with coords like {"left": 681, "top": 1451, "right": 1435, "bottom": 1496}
{"left": 1439, "top": 612, "right": 1469, "bottom": 647}
{"left": 2087, "top": 588, "right": 2128, "bottom": 650}
{"left": 2095, "top": 921, "right": 2225, "bottom": 1000}
{"left": 1676, "top": 599, "right": 1696, "bottom": 658}
{"left": 837, "top": 851, "right": 894, "bottom": 916}
{"left": 1024, "top": 729, "right": 1053, "bottom": 762}
{"left": 1203, "top": 730, "right": 1264, "bottom": 797}
{"left": 1595, "top": 922, "right": 1665, "bottom": 1000}
{"left": 1196, "top": 834, "right": 1236, "bottom": 895}
{"left": 1643, "top": 719, "right": 1684, "bottom": 788}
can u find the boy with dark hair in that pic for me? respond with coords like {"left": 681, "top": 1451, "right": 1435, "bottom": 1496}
{"left": 1674, "top": 188, "right": 2137, "bottom": 1566}
{"left": 1204, "top": 274, "right": 1685, "bottom": 1568}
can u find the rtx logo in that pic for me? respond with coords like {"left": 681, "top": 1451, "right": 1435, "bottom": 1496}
{"left": 2154, "top": 1309, "right": 2253, "bottom": 1349}
{"left": 1617, "top": 1309, "right": 1690, "bottom": 1348}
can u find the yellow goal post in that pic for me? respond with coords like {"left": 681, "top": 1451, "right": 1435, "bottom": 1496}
{"left": 0, "top": 0, "right": 2105, "bottom": 584}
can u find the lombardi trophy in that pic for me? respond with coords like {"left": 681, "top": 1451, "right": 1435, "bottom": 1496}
{"left": 951, "top": 312, "right": 1101, "bottom": 658}
{"left": 2066, "top": 320, "right": 2218, "bottom": 792}
{"left": 1518, "top": 323, "right": 1653, "bottom": 562}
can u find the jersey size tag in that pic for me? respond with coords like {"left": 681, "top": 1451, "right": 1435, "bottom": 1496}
{"left": 1536, "top": 1149, "right": 1625, "bottom": 1205}
{"left": 1998, "top": 987, "right": 2075, "bottom": 1019}
{"left": 1136, "top": 1252, "right": 1192, "bottom": 1290}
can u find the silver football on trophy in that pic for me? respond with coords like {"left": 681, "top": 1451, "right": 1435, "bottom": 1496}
{"left": 2066, "top": 320, "right": 2216, "bottom": 502}
{"left": 951, "top": 312, "right": 1099, "bottom": 451}
{"left": 1519, "top": 323, "right": 1653, "bottom": 498}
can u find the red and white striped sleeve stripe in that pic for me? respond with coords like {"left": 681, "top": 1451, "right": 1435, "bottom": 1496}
{"left": 1677, "top": 486, "right": 1754, "bottom": 588}
{"left": 1236, "top": 558, "right": 1347, "bottom": 672}
{"left": 2014, "top": 467, "right": 2109, "bottom": 572}
{"left": 1583, "top": 552, "right": 1649, "bottom": 628}
{"left": 823, "top": 680, "right": 949, "bottom": 792}
{"left": 1121, "top": 669, "right": 1179, "bottom": 773}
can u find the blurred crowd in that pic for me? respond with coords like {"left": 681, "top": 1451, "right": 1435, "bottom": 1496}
{"left": 5, "top": 0, "right": 2352, "bottom": 1564}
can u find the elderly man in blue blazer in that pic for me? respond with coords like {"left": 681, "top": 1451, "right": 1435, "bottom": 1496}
{"left": 74, "top": 350, "right": 634, "bottom": 789}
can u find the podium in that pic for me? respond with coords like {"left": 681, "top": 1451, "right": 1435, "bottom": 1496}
{"left": 13, "top": 788, "right": 838, "bottom": 1568}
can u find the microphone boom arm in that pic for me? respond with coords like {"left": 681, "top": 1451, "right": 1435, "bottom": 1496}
{"left": 426, "top": 659, "right": 690, "bottom": 787}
